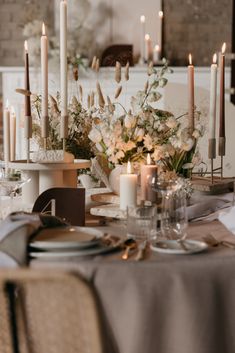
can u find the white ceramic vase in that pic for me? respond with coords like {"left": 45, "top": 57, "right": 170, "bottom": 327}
{"left": 109, "top": 165, "right": 126, "bottom": 195}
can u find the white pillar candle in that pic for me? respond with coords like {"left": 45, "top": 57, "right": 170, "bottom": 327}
{"left": 140, "top": 15, "right": 146, "bottom": 64}
{"left": 41, "top": 22, "right": 48, "bottom": 138}
{"left": 120, "top": 161, "right": 137, "bottom": 210}
{"left": 158, "top": 10, "right": 163, "bottom": 59}
{"left": 140, "top": 153, "right": 158, "bottom": 202}
{"left": 188, "top": 53, "right": 194, "bottom": 134}
{"left": 60, "top": 0, "right": 68, "bottom": 138}
{"left": 208, "top": 54, "right": 217, "bottom": 139}
{"left": 3, "top": 100, "right": 10, "bottom": 165}
{"left": 153, "top": 44, "right": 160, "bottom": 64}
{"left": 10, "top": 107, "right": 16, "bottom": 161}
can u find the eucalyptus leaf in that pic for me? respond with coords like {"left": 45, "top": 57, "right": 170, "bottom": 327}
{"left": 159, "top": 78, "right": 168, "bottom": 87}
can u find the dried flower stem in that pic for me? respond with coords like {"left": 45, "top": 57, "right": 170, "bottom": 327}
{"left": 79, "top": 85, "right": 83, "bottom": 102}
{"left": 91, "top": 56, "right": 97, "bottom": 70}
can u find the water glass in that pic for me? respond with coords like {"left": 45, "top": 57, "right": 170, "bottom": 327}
{"left": 161, "top": 189, "right": 188, "bottom": 240}
{"left": 127, "top": 205, "right": 157, "bottom": 240}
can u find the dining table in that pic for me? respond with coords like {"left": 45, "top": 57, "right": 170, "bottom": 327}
{"left": 28, "top": 196, "right": 235, "bottom": 353}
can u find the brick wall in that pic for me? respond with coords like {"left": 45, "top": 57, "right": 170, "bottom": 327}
{"left": 0, "top": 0, "right": 54, "bottom": 66}
{"left": 0, "top": 0, "right": 232, "bottom": 67}
{"left": 164, "top": 0, "right": 232, "bottom": 66}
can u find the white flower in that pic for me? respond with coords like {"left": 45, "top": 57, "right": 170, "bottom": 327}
{"left": 124, "top": 141, "right": 136, "bottom": 151}
{"left": 144, "top": 134, "right": 153, "bottom": 151}
{"left": 124, "top": 113, "right": 136, "bottom": 129}
{"left": 192, "top": 129, "right": 200, "bottom": 139}
{"left": 165, "top": 117, "right": 177, "bottom": 129}
{"left": 135, "top": 128, "right": 145, "bottom": 142}
{"left": 181, "top": 138, "right": 195, "bottom": 151}
{"left": 88, "top": 128, "right": 102, "bottom": 143}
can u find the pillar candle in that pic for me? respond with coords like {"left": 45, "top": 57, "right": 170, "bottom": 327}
{"left": 120, "top": 161, "right": 137, "bottom": 210}
{"left": 10, "top": 107, "right": 16, "bottom": 161}
{"left": 158, "top": 10, "right": 163, "bottom": 59}
{"left": 41, "top": 22, "right": 48, "bottom": 138}
{"left": 188, "top": 53, "right": 194, "bottom": 134}
{"left": 140, "top": 153, "right": 158, "bottom": 202}
{"left": 60, "top": 0, "right": 68, "bottom": 138}
{"left": 24, "top": 40, "right": 32, "bottom": 139}
{"left": 219, "top": 43, "right": 226, "bottom": 140}
{"left": 140, "top": 15, "right": 146, "bottom": 64}
{"left": 3, "top": 100, "right": 10, "bottom": 165}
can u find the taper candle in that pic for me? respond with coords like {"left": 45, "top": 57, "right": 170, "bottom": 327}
{"left": 10, "top": 107, "right": 16, "bottom": 161}
{"left": 188, "top": 53, "right": 194, "bottom": 134}
{"left": 219, "top": 43, "right": 226, "bottom": 156}
{"left": 140, "top": 153, "right": 158, "bottom": 202}
{"left": 158, "top": 10, "right": 163, "bottom": 59}
{"left": 41, "top": 22, "right": 49, "bottom": 138}
{"left": 3, "top": 100, "right": 10, "bottom": 165}
{"left": 144, "top": 34, "right": 152, "bottom": 62}
{"left": 153, "top": 44, "right": 160, "bottom": 64}
{"left": 140, "top": 15, "right": 146, "bottom": 64}
{"left": 209, "top": 54, "right": 218, "bottom": 139}
{"left": 60, "top": 0, "right": 68, "bottom": 139}
{"left": 24, "top": 40, "right": 31, "bottom": 119}
{"left": 208, "top": 53, "right": 217, "bottom": 160}
{"left": 120, "top": 161, "right": 137, "bottom": 210}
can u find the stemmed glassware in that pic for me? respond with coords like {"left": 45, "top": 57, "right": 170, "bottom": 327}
{"left": 0, "top": 168, "right": 31, "bottom": 217}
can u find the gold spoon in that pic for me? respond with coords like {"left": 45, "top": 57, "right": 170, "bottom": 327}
{"left": 122, "top": 239, "right": 137, "bottom": 260}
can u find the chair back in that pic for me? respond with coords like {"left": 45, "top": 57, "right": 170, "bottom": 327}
{"left": 0, "top": 269, "right": 103, "bottom": 353}
{"left": 32, "top": 187, "right": 85, "bottom": 226}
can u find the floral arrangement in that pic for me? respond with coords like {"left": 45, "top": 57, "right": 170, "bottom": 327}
{"left": 88, "top": 60, "right": 205, "bottom": 176}
{"left": 31, "top": 93, "right": 94, "bottom": 160}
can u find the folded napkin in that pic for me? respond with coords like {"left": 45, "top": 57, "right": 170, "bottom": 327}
{"left": 218, "top": 206, "right": 235, "bottom": 235}
{"left": 0, "top": 212, "right": 67, "bottom": 267}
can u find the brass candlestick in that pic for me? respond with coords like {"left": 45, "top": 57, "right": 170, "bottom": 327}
{"left": 208, "top": 138, "right": 216, "bottom": 184}
{"left": 60, "top": 115, "right": 68, "bottom": 152}
{"left": 218, "top": 136, "right": 226, "bottom": 179}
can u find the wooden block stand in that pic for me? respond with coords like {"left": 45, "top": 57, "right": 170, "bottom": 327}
{"left": 192, "top": 176, "right": 234, "bottom": 194}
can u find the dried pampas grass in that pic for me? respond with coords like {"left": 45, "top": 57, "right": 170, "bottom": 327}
{"left": 96, "top": 82, "right": 105, "bottom": 108}
{"left": 125, "top": 62, "right": 129, "bottom": 81}
{"left": 114, "top": 85, "right": 122, "bottom": 99}
{"left": 115, "top": 61, "right": 121, "bottom": 83}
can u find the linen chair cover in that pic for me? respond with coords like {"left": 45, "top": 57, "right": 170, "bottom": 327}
{"left": 32, "top": 187, "right": 85, "bottom": 226}
{"left": 0, "top": 269, "right": 103, "bottom": 353}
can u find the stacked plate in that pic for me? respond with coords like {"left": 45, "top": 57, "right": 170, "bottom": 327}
{"left": 29, "top": 227, "right": 119, "bottom": 258}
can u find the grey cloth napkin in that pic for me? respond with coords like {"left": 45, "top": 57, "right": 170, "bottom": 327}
{"left": 0, "top": 212, "right": 67, "bottom": 267}
{"left": 188, "top": 193, "right": 233, "bottom": 222}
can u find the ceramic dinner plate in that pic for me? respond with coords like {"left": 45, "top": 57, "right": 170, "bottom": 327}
{"left": 150, "top": 239, "right": 208, "bottom": 255}
{"left": 29, "top": 242, "right": 120, "bottom": 259}
{"left": 29, "top": 226, "right": 103, "bottom": 250}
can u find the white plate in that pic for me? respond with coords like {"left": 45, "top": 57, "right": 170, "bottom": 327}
{"left": 29, "top": 243, "right": 119, "bottom": 259}
{"left": 30, "top": 227, "right": 103, "bottom": 250}
{"left": 150, "top": 239, "right": 208, "bottom": 255}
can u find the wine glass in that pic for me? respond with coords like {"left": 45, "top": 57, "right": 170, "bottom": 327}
{"left": 0, "top": 172, "right": 31, "bottom": 216}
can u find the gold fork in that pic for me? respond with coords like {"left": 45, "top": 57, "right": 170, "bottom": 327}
{"left": 203, "top": 234, "right": 235, "bottom": 250}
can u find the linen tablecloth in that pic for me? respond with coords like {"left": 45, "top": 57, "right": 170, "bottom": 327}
{"left": 31, "top": 220, "right": 235, "bottom": 353}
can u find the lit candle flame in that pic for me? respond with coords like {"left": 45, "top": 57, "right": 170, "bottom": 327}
{"left": 145, "top": 33, "right": 150, "bottom": 41}
{"left": 42, "top": 22, "right": 46, "bottom": 36}
{"left": 154, "top": 44, "right": 160, "bottom": 52}
{"left": 140, "top": 15, "right": 145, "bottom": 23}
{"left": 24, "top": 40, "right": 28, "bottom": 53}
{"left": 127, "top": 161, "right": 132, "bottom": 174}
{"left": 189, "top": 53, "right": 192, "bottom": 65}
{"left": 222, "top": 42, "right": 226, "bottom": 54}
{"left": 159, "top": 10, "right": 163, "bottom": 18}
{"left": 213, "top": 53, "right": 217, "bottom": 64}
{"left": 147, "top": 153, "right": 151, "bottom": 165}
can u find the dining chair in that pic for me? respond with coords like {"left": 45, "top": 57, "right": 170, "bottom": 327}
{"left": 0, "top": 269, "right": 104, "bottom": 353}
{"left": 32, "top": 187, "right": 85, "bottom": 226}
